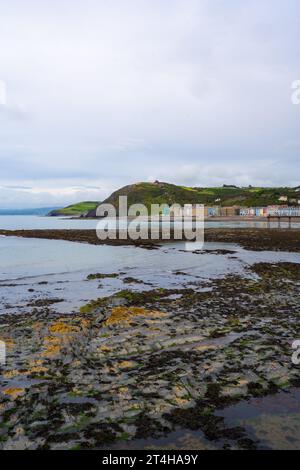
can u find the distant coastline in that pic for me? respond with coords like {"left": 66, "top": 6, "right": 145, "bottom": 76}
{"left": 0, "top": 207, "right": 60, "bottom": 216}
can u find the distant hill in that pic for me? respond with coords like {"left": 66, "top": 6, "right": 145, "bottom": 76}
{"left": 48, "top": 201, "right": 100, "bottom": 217}
{"left": 85, "top": 181, "right": 300, "bottom": 217}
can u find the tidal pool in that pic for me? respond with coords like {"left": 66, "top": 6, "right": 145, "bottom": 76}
{"left": 217, "top": 388, "right": 300, "bottom": 450}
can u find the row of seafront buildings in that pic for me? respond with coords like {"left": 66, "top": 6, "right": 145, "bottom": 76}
{"left": 169, "top": 204, "right": 300, "bottom": 218}
{"left": 162, "top": 201, "right": 300, "bottom": 218}
{"left": 205, "top": 205, "right": 300, "bottom": 218}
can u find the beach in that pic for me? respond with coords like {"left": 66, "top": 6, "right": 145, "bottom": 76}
{"left": 0, "top": 217, "right": 300, "bottom": 449}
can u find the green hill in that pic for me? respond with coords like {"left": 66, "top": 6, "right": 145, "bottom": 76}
{"left": 50, "top": 182, "right": 300, "bottom": 217}
{"left": 86, "top": 181, "right": 300, "bottom": 216}
{"left": 48, "top": 201, "right": 100, "bottom": 217}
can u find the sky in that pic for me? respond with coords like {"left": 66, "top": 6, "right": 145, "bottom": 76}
{"left": 0, "top": 0, "right": 300, "bottom": 208}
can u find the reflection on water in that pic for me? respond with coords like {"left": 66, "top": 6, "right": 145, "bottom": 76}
{"left": 0, "top": 214, "right": 300, "bottom": 230}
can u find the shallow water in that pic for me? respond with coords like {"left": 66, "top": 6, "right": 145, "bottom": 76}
{"left": 0, "top": 214, "right": 300, "bottom": 230}
{"left": 1, "top": 234, "right": 300, "bottom": 314}
{"left": 217, "top": 388, "right": 300, "bottom": 450}
{"left": 109, "top": 389, "right": 300, "bottom": 450}
{"left": 105, "top": 429, "right": 216, "bottom": 450}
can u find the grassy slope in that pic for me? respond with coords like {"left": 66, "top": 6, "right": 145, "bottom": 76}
{"left": 48, "top": 201, "right": 100, "bottom": 216}
{"left": 50, "top": 183, "right": 300, "bottom": 217}
{"left": 100, "top": 182, "right": 300, "bottom": 212}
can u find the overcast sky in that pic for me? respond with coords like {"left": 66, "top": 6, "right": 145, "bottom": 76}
{"left": 0, "top": 0, "right": 300, "bottom": 208}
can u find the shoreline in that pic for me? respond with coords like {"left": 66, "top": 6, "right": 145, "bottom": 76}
{"left": 62, "top": 215, "right": 300, "bottom": 222}
{"left": 1, "top": 227, "right": 300, "bottom": 252}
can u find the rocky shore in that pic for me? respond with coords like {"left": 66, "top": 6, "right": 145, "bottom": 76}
{"left": 1, "top": 227, "right": 300, "bottom": 252}
{"left": 0, "top": 261, "right": 300, "bottom": 449}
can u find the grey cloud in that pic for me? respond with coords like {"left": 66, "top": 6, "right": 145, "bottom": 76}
{"left": 0, "top": 0, "right": 299, "bottom": 207}
{"left": 1, "top": 185, "right": 33, "bottom": 190}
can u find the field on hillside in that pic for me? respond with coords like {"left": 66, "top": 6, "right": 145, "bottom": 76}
{"left": 49, "top": 201, "right": 100, "bottom": 216}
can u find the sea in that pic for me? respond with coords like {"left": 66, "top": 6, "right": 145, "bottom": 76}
{"left": 0, "top": 215, "right": 300, "bottom": 315}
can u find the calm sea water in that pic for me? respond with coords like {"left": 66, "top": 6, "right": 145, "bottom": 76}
{"left": 0, "top": 214, "right": 300, "bottom": 230}
{"left": 1, "top": 215, "right": 300, "bottom": 314}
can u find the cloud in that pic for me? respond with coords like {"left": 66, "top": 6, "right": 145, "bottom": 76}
{"left": 106, "top": 138, "right": 145, "bottom": 153}
{"left": 146, "top": 158, "right": 300, "bottom": 188}
{"left": 0, "top": 183, "right": 106, "bottom": 209}
{"left": 0, "top": 80, "right": 7, "bottom": 105}
{"left": 0, "top": 79, "right": 29, "bottom": 120}
{"left": 0, "top": 0, "right": 299, "bottom": 207}
{"left": 0, "top": 185, "right": 33, "bottom": 190}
